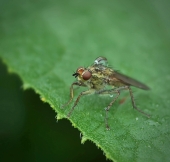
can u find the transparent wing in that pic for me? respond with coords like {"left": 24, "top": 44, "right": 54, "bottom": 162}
{"left": 94, "top": 56, "right": 108, "bottom": 66}
{"left": 113, "top": 71, "right": 150, "bottom": 90}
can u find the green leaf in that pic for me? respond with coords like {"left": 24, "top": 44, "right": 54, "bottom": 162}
{"left": 0, "top": 0, "right": 170, "bottom": 161}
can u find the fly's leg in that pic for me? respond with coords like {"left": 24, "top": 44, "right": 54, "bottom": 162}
{"left": 97, "top": 89, "right": 120, "bottom": 130}
{"left": 105, "top": 90, "right": 120, "bottom": 130}
{"left": 61, "top": 82, "right": 83, "bottom": 108}
{"left": 67, "top": 89, "right": 95, "bottom": 118}
{"left": 128, "top": 86, "right": 150, "bottom": 118}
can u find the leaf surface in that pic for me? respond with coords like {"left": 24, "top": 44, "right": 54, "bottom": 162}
{"left": 0, "top": 0, "right": 170, "bottom": 161}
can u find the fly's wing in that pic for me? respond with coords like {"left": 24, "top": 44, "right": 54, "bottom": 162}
{"left": 113, "top": 71, "right": 150, "bottom": 90}
{"left": 93, "top": 56, "right": 108, "bottom": 66}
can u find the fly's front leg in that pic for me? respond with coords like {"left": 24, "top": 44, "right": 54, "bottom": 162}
{"left": 61, "top": 82, "right": 83, "bottom": 108}
{"left": 67, "top": 89, "right": 95, "bottom": 118}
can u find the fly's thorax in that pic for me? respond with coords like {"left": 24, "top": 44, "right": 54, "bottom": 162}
{"left": 87, "top": 72, "right": 105, "bottom": 90}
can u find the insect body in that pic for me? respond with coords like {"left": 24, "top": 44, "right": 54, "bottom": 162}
{"left": 62, "top": 56, "right": 150, "bottom": 130}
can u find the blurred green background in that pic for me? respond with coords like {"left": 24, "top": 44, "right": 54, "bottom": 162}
{"left": 0, "top": 0, "right": 170, "bottom": 161}
{"left": 0, "top": 62, "right": 107, "bottom": 161}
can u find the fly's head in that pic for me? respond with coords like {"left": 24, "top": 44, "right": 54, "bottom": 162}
{"left": 72, "top": 67, "right": 92, "bottom": 83}
{"left": 72, "top": 57, "right": 109, "bottom": 87}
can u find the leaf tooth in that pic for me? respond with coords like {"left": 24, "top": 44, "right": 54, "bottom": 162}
{"left": 22, "top": 83, "right": 31, "bottom": 90}
{"left": 81, "top": 135, "right": 88, "bottom": 144}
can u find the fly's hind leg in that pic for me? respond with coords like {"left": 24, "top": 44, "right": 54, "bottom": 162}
{"left": 97, "top": 86, "right": 150, "bottom": 130}
{"left": 67, "top": 89, "right": 95, "bottom": 118}
{"left": 128, "top": 86, "right": 150, "bottom": 118}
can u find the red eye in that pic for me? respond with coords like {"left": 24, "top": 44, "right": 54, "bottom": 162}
{"left": 82, "top": 70, "right": 92, "bottom": 80}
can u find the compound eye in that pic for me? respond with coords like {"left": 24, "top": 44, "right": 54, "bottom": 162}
{"left": 82, "top": 70, "right": 92, "bottom": 80}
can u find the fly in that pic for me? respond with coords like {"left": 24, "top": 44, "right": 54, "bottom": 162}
{"left": 62, "top": 56, "right": 150, "bottom": 130}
